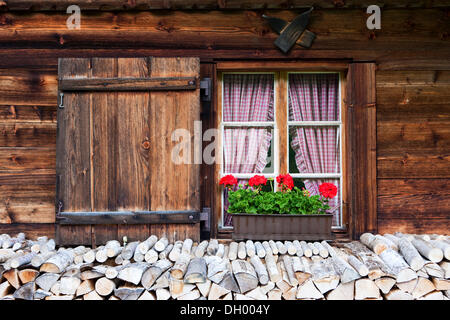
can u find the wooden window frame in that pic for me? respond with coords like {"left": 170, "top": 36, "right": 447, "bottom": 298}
{"left": 214, "top": 61, "right": 353, "bottom": 239}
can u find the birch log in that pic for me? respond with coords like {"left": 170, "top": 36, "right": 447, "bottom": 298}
{"left": 136, "top": 235, "right": 157, "bottom": 255}
{"left": 237, "top": 242, "right": 246, "bottom": 260}
{"left": 168, "top": 241, "right": 183, "bottom": 262}
{"left": 379, "top": 249, "right": 418, "bottom": 283}
{"left": 105, "top": 240, "right": 122, "bottom": 258}
{"left": 264, "top": 254, "right": 281, "bottom": 283}
{"left": 181, "top": 239, "right": 193, "bottom": 255}
{"left": 195, "top": 240, "right": 209, "bottom": 258}
{"left": 117, "top": 262, "right": 149, "bottom": 285}
{"left": 300, "top": 241, "right": 312, "bottom": 257}
{"left": 282, "top": 255, "right": 298, "bottom": 287}
{"left": 121, "top": 241, "right": 139, "bottom": 261}
{"left": 171, "top": 253, "right": 191, "bottom": 280}
{"left": 276, "top": 241, "right": 287, "bottom": 255}
{"left": 144, "top": 249, "right": 158, "bottom": 263}
{"left": 429, "top": 240, "right": 450, "bottom": 261}
{"left": 232, "top": 259, "right": 258, "bottom": 294}
{"left": 40, "top": 249, "right": 75, "bottom": 273}
{"left": 154, "top": 237, "right": 169, "bottom": 253}
{"left": 268, "top": 240, "right": 278, "bottom": 255}
{"left": 397, "top": 237, "right": 425, "bottom": 271}
{"left": 249, "top": 256, "right": 269, "bottom": 285}
{"left": 262, "top": 241, "right": 272, "bottom": 257}
{"left": 206, "top": 239, "right": 218, "bottom": 256}
{"left": 254, "top": 242, "right": 266, "bottom": 259}
{"left": 159, "top": 243, "right": 173, "bottom": 260}
{"left": 228, "top": 242, "right": 238, "bottom": 261}
{"left": 360, "top": 233, "right": 389, "bottom": 255}
{"left": 184, "top": 258, "right": 207, "bottom": 284}
{"left": 284, "top": 241, "right": 296, "bottom": 256}
{"left": 346, "top": 255, "right": 369, "bottom": 277}
{"left": 314, "top": 242, "right": 329, "bottom": 258}
{"left": 216, "top": 244, "right": 225, "bottom": 258}
{"left": 245, "top": 240, "right": 256, "bottom": 258}
{"left": 292, "top": 240, "right": 303, "bottom": 257}
{"left": 10, "top": 252, "right": 37, "bottom": 269}
{"left": 141, "top": 259, "right": 172, "bottom": 290}
{"left": 412, "top": 239, "right": 443, "bottom": 263}
{"left": 95, "top": 246, "right": 108, "bottom": 263}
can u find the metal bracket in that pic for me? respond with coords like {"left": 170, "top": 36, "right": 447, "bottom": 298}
{"left": 58, "top": 92, "right": 64, "bottom": 109}
{"left": 199, "top": 207, "right": 211, "bottom": 232}
{"left": 200, "top": 78, "right": 212, "bottom": 102}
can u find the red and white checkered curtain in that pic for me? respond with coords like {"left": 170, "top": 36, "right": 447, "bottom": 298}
{"left": 289, "top": 73, "right": 341, "bottom": 226}
{"left": 222, "top": 74, "right": 274, "bottom": 226}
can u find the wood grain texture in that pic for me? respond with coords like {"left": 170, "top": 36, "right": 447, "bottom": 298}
{"left": 54, "top": 57, "right": 201, "bottom": 245}
{"left": 347, "top": 63, "right": 377, "bottom": 238}
{"left": 4, "top": 0, "right": 450, "bottom": 11}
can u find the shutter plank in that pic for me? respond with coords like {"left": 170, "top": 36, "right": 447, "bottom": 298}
{"left": 91, "top": 57, "right": 119, "bottom": 245}
{"left": 56, "top": 58, "right": 92, "bottom": 245}
{"left": 116, "top": 58, "right": 151, "bottom": 241}
{"left": 149, "top": 57, "right": 200, "bottom": 212}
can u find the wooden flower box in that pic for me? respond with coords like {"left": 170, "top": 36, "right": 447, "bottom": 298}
{"left": 231, "top": 213, "right": 334, "bottom": 241}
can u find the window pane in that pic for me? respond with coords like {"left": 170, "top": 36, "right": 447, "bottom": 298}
{"left": 288, "top": 73, "right": 339, "bottom": 121}
{"left": 289, "top": 126, "right": 340, "bottom": 174}
{"left": 223, "top": 127, "right": 274, "bottom": 174}
{"left": 303, "top": 179, "right": 341, "bottom": 227}
{"left": 223, "top": 74, "right": 274, "bottom": 122}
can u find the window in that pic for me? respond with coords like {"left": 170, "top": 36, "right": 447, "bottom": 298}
{"left": 217, "top": 69, "right": 345, "bottom": 230}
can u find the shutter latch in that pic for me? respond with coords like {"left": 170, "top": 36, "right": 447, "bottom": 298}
{"left": 59, "top": 92, "right": 65, "bottom": 109}
{"left": 200, "top": 78, "right": 211, "bottom": 102}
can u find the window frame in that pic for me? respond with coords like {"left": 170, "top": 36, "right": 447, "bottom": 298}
{"left": 215, "top": 62, "right": 350, "bottom": 237}
{"left": 286, "top": 71, "right": 344, "bottom": 228}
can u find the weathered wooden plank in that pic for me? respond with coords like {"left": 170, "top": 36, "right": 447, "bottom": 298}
{"left": 56, "top": 58, "right": 92, "bottom": 245}
{"left": 377, "top": 154, "right": 450, "bottom": 178}
{"left": 0, "top": 123, "right": 56, "bottom": 147}
{"left": 378, "top": 218, "right": 450, "bottom": 236}
{"left": 377, "top": 86, "right": 450, "bottom": 106}
{"left": 0, "top": 9, "right": 447, "bottom": 52}
{"left": 4, "top": 0, "right": 450, "bottom": 11}
{"left": 0, "top": 106, "right": 57, "bottom": 123}
{"left": 149, "top": 57, "right": 200, "bottom": 212}
{"left": 377, "top": 121, "right": 450, "bottom": 156}
{"left": 0, "top": 147, "right": 55, "bottom": 172}
{"left": 59, "top": 77, "right": 198, "bottom": 91}
{"left": 0, "top": 184, "right": 54, "bottom": 224}
{"left": 347, "top": 62, "right": 377, "bottom": 237}
{"left": 377, "top": 179, "right": 450, "bottom": 216}
{"left": 377, "top": 71, "right": 450, "bottom": 87}
{"left": 0, "top": 68, "right": 57, "bottom": 106}
{"left": 377, "top": 104, "right": 450, "bottom": 122}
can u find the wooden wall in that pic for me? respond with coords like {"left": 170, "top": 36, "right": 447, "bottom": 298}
{"left": 0, "top": 4, "right": 449, "bottom": 239}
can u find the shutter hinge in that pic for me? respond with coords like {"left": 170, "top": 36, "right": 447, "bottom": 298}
{"left": 200, "top": 78, "right": 211, "bottom": 102}
{"left": 200, "top": 207, "right": 211, "bottom": 232}
{"left": 58, "top": 92, "right": 65, "bottom": 109}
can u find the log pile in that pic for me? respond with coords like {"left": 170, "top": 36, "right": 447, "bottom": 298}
{"left": 0, "top": 233, "right": 449, "bottom": 300}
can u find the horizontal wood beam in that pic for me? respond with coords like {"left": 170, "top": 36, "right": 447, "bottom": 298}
{"left": 56, "top": 210, "right": 200, "bottom": 224}
{"left": 3, "top": 0, "right": 449, "bottom": 11}
{"left": 59, "top": 77, "right": 198, "bottom": 91}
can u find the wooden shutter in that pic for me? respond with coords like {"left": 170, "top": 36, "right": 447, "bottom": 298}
{"left": 346, "top": 62, "right": 377, "bottom": 238}
{"left": 56, "top": 57, "right": 201, "bottom": 245}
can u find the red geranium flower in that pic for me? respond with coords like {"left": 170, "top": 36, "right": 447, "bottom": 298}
{"left": 319, "top": 182, "right": 338, "bottom": 199}
{"left": 219, "top": 174, "right": 238, "bottom": 188}
{"left": 248, "top": 175, "right": 267, "bottom": 188}
{"left": 276, "top": 174, "right": 294, "bottom": 191}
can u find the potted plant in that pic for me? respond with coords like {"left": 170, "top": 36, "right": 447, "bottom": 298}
{"left": 219, "top": 173, "right": 337, "bottom": 241}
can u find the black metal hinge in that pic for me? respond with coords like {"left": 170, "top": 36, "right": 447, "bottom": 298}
{"left": 200, "top": 78, "right": 211, "bottom": 102}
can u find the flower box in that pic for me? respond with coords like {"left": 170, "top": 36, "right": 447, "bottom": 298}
{"left": 231, "top": 213, "right": 333, "bottom": 241}
{"left": 220, "top": 173, "right": 337, "bottom": 241}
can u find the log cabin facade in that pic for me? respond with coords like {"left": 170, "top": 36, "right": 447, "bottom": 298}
{"left": 0, "top": 1, "right": 448, "bottom": 245}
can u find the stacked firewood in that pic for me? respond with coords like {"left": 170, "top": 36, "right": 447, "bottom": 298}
{"left": 0, "top": 232, "right": 449, "bottom": 300}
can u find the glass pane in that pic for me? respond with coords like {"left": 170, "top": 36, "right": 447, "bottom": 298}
{"left": 302, "top": 179, "right": 341, "bottom": 227}
{"left": 223, "top": 127, "right": 274, "bottom": 174}
{"left": 223, "top": 74, "right": 274, "bottom": 122}
{"left": 288, "top": 73, "right": 339, "bottom": 121}
{"left": 289, "top": 126, "right": 340, "bottom": 174}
